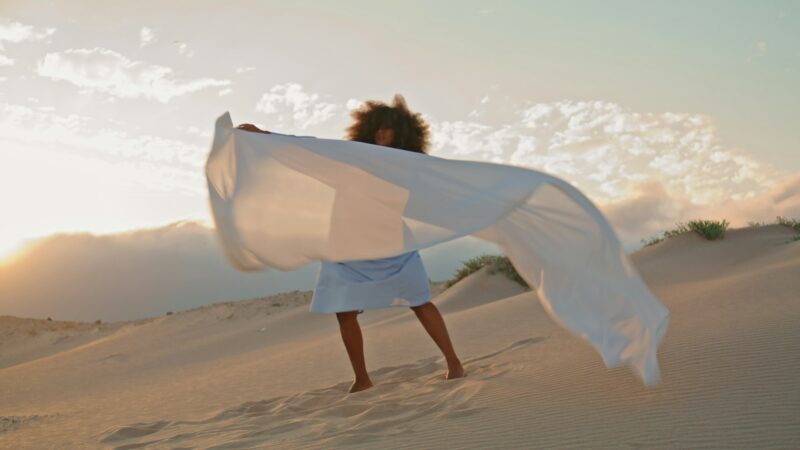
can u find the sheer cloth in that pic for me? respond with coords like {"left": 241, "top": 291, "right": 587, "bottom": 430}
{"left": 206, "top": 112, "right": 669, "bottom": 385}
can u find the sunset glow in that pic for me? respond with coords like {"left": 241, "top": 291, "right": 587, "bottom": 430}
{"left": 0, "top": 1, "right": 798, "bottom": 258}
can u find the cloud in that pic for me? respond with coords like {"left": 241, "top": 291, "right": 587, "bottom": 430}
{"left": 36, "top": 47, "right": 229, "bottom": 103}
{"left": 173, "top": 41, "right": 194, "bottom": 57}
{"left": 757, "top": 41, "right": 768, "bottom": 54}
{"left": 430, "top": 120, "right": 492, "bottom": 157}
{"left": 467, "top": 95, "right": 492, "bottom": 119}
{"left": 218, "top": 87, "right": 232, "bottom": 96}
{"left": 699, "top": 173, "right": 800, "bottom": 225}
{"left": 427, "top": 99, "right": 794, "bottom": 249}
{"left": 255, "top": 83, "right": 340, "bottom": 129}
{"left": 0, "top": 101, "right": 206, "bottom": 193}
{"left": 183, "top": 125, "right": 211, "bottom": 139}
{"left": 0, "top": 21, "right": 55, "bottom": 49}
{"left": 0, "top": 221, "right": 497, "bottom": 321}
{"left": 430, "top": 100, "right": 781, "bottom": 207}
{"left": 139, "top": 27, "right": 156, "bottom": 47}
{"left": 601, "top": 173, "right": 800, "bottom": 250}
{"left": 0, "top": 222, "right": 319, "bottom": 321}
{"left": 235, "top": 66, "right": 255, "bottom": 74}
{"left": 600, "top": 180, "right": 677, "bottom": 238}
{"left": 346, "top": 98, "right": 362, "bottom": 110}
{"left": 0, "top": 20, "right": 55, "bottom": 66}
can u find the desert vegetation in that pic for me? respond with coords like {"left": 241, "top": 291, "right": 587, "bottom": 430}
{"left": 446, "top": 254, "right": 528, "bottom": 288}
{"left": 641, "top": 219, "right": 731, "bottom": 247}
{"left": 776, "top": 215, "right": 800, "bottom": 232}
{"left": 642, "top": 216, "right": 800, "bottom": 247}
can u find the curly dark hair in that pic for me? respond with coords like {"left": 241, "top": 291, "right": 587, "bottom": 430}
{"left": 345, "top": 94, "right": 431, "bottom": 154}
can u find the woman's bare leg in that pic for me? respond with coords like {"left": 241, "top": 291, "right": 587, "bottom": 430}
{"left": 410, "top": 302, "right": 465, "bottom": 379}
{"left": 336, "top": 311, "right": 373, "bottom": 393}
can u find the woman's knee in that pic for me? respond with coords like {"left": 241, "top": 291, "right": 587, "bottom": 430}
{"left": 336, "top": 311, "right": 360, "bottom": 325}
{"left": 410, "top": 302, "right": 433, "bottom": 314}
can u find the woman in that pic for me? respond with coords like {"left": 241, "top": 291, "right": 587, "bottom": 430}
{"left": 237, "top": 95, "right": 465, "bottom": 393}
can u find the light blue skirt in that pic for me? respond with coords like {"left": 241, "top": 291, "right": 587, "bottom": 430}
{"left": 310, "top": 250, "right": 432, "bottom": 313}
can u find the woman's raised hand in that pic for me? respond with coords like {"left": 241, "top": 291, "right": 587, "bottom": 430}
{"left": 236, "top": 123, "right": 271, "bottom": 134}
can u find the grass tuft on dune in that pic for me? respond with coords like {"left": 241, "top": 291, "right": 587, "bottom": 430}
{"left": 642, "top": 218, "right": 731, "bottom": 247}
{"left": 446, "top": 254, "right": 528, "bottom": 288}
{"left": 776, "top": 215, "right": 800, "bottom": 233}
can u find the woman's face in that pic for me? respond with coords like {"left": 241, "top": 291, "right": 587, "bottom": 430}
{"left": 374, "top": 127, "right": 395, "bottom": 146}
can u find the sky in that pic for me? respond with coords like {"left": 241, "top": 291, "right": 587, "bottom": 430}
{"left": 0, "top": 0, "right": 798, "bottom": 261}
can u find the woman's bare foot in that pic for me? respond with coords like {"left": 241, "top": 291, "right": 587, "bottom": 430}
{"left": 411, "top": 303, "right": 465, "bottom": 381}
{"left": 446, "top": 361, "right": 466, "bottom": 380}
{"left": 337, "top": 312, "right": 373, "bottom": 394}
{"left": 349, "top": 379, "right": 374, "bottom": 393}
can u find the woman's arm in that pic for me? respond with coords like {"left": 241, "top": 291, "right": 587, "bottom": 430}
{"left": 236, "top": 123, "right": 271, "bottom": 134}
{"left": 236, "top": 123, "right": 316, "bottom": 139}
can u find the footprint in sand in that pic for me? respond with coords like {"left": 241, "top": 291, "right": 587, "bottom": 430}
{"left": 100, "top": 420, "right": 170, "bottom": 444}
{"left": 99, "top": 337, "right": 544, "bottom": 449}
{"left": 0, "top": 415, "right": 51, "bottom": 434}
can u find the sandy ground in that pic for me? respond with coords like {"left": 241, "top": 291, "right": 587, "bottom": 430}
{"left": 1, "top": 224, "right": 798, "bottom": 449}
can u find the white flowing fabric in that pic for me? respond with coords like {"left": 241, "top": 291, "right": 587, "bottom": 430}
{"left": 206, "top": 112, "right": 670, "bottom": 385}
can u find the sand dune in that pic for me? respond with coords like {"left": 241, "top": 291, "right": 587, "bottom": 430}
{"left": 1, "top": 225, "right": 799, "bottom": 448}
{"left": 0, "top": 316, "right": 125, "bottom": 369}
